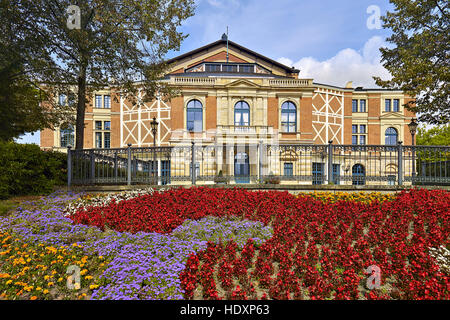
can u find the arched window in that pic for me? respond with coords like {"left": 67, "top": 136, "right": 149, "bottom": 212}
{"left": 281, "top": 101, "right": 297, "bottom": 133}
{"left": 352, "top": 164, "right": 365, "bottom": 185}
{"left": 186, "top": 99, "right": 203, "bottom": 132}
{"left": 60, "top": 125, "right": 74, "bottom": 148}
{"left": 234, "top": 101, "right": 250, "bottom": 127}
{"left": 385, "top": 127, "right": 398, "bottom": 145}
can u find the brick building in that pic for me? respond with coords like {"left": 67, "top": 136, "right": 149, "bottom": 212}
{"left": 41, "top": 36, "right": 416, "bottom": 185}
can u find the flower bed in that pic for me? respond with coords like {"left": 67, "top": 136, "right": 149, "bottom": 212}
{"left": 0, "top": 188, "right": 449, "bottom": 300}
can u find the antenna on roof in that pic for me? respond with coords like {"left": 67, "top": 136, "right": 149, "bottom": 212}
{"left": 226, "top": 26, "right": 229, "bottom": 63}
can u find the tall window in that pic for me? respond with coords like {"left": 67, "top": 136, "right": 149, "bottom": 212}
{"left": 360, "top": 100, "right": 366, "bottom": 112}
{"left": 60, "top": 125, "right": 74, "bottom": 147}
{"left": 352, "top": 164, "right": 365, "bottom": 185}
{"left": 95, "top": 95, "right": 102, "bottom": 108}
{"left": 385, "top": 127, "right": 398, "bottom": 145}
{"left": 312, "top": 162, "right": 324, "bottom": 185}
{"left": 94, "top": 120, "right": 111, "bottom": 148}
{"left": 186, "top": 99, "right": 203, "bottom": 132}
{"left": 352, "top": 99, "right": 367, "bottom": 112}
{"left": 352, "top": 100, "right": 358, "bottom": 113}
{"left": 281, "top": 101, "right": 297, "bottom": 133}
{"left": 234, "top": 101, "right": 250, "bottom": 126}
{"left": 385, "top": 99, "right": 391, "bottom": 112}
{"left": 352, "top": 124, "right": 367, "bottom": 145}
{"left": 284, "top": 163, "right": 293, "bottom": 176}
{"left": 104, "top": 95, "right": 111, "bottom": 109}
{"left": 393, "top": 99, "right": 399, "bottom": 112}
{"left": 332, "top": 164, "right": 340, "bottom": 185}
{"left": 58, "top": 94, "right": 67, "bottom": 106}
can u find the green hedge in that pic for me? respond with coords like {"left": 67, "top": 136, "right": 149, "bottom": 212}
{"left": 0, "top": 141, "right": 67, "bottom": 199}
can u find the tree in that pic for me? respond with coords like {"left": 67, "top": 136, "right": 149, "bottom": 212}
{"left": 0, "top": 0, "right": 64, "bottom": 141}
{"left": 10, "top": 0, "right": 195, "bottom": 149}
{"left": 375, "top": 0, "right": 449, "bottom": 125}
{"left": 417, "top": 125, "right": 450, "bottom": 146}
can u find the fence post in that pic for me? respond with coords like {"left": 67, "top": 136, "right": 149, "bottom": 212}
{"left": 397, "top": 141, "right": 403, "bottom": 185}
{"left": 327, "top": 140, "right": 333, "bottom": 184}
{"left": 258, "top": 140, "right": 263, "bottom": 181}
{"left": 114, "top": 152, "right": 118, "bottom": 182}
{"left": 191, "top": 141, "right": 196, "bottom": 185}
{"left": 90, "top": 150, "right": 95, "bottom": 184}
{"left": 127, "top": 143, "right": 132, "bottom": 186}
{"left": 67, "top": 146, "right": 72, "bottom": 187}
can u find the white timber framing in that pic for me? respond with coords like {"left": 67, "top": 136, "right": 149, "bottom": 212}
{"left": 312, "top": 88, "right": 344, "bottom": 144}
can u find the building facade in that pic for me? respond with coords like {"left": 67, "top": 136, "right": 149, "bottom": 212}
{"left": 41, "top": 37, "right": 417, "bottom": 185}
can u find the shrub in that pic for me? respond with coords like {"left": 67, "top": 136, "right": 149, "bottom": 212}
{"left": 0, "top": 141, "right": 67, "bottom": 199}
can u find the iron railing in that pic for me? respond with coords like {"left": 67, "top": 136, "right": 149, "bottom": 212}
{"left": 67, "top": 142, "right": 450, "bottom": 186}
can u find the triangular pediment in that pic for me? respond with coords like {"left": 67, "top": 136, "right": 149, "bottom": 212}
{"left": 225, "top": 79, "right": 261, "bottom": 88}
{"left": 379, "top": 112, "right": 405, "bottom": 119}
{"left": 166, "top": 38, "right": 299, "bottom": 78}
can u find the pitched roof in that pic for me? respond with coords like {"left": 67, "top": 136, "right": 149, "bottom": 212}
{"left": 166, "top": 38, "right": 300, "bottom": 75}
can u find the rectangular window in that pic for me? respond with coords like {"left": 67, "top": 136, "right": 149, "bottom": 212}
{"left": 95, "top": 95, "right": 102, "bottom": 108}
{"left": 352, "top": 125, "right": 358, "bottom": 134}
{"left": 240, "top": 65, "right": 253, "bottom": 73}
{"left": 385, "top": 99, "right": 391, "bottom": 112}
{"left": 161, "top": 160, "right": 171, "bottom": 185}
{"left": 312, "top": 163, "right": 324, "bottom": 185}
{"left": 284, "top": 163, "right": 293, "bottom": 177}
{"left": 223, "top": 64, "right": 237, "bottom": 72}
{"left": 68, "top": 93, "right": 75, "bottom": 106}
{"left": 104, "top": 95, "right": 111, "bottom": 109}
{"left": 104, "top": 121, "right": 111, "bottom": 131}
{"left": 103, "top": 132, "right": 110, "bottom": 149}
{"left": 59, "top": 94, "right": 66, "bottom": 106}
{"left": 359, "top": 135, "right": 366, "bottom": 145}
{"left": 95, "top": 121, "right": 102, "bottom": 130}
{"left": 332, "top": 164, "right": 340, "bottom": 185}
{"left": 352, "top": 135, "right": 358, "bottom": 145}
{"left": 95, "top": 132, "right": 102, "bottom": 148}
{"left": 359, "top": 125, "right": 366, "bottom": 134}
{"left": 60, "top": 126, "right": 74, "bottom": 148}
{"left": 205, "top": 64, "right": 221, "bottom": 72}
{"left": 352, "top": 100, "right": 358, "bottom": 113}
{"left": 393, "top": 99, "right": 399, "bottom": 112}
{"left": 360, "top": 100, "right": 366, "bottom": 112}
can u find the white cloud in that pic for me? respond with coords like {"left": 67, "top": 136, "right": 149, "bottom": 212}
{"left": 277, "top": 36, "right": 392, "bottom": 88}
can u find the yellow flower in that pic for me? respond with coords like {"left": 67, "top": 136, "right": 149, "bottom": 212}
{"left": 47, "top": 282, "right": 54, "bottom": 287}
{"left": 85, "top": 275, "right": 93, "bottom": 280}
{"left": 43, "top": 289, "right": 49, "bottom": 294}
{"left": 5, "top": 280, "right": 12, "bottom": 285}
{"left": 89, "top": 284, "right": 99, "bottom": 290}
{"left": 30, "top": 296, "right": 37, "bottom": 300}
{"left": 36, "top": 287, "right": 42, "bottom": 291}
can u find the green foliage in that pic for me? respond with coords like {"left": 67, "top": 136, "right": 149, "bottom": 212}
{"left": 0, "top": 1, "right": 63, "bottom": 141}
{"left": 375, "top": 0, "right": 449, "bottom": 125}
{"left": 6, "top": 0, "right": 195, "bottom": 149}
{"left": 417, "top": 125, "right": 450, "bottom": 146}
{"left": 0, "top": 141, "right": 67, "bottom": 199}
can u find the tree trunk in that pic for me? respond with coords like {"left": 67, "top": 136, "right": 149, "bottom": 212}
{"left": 75, "top": 63, "right": 87, "bottom": 150}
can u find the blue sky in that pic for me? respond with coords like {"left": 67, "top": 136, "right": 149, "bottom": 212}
{"left": 17, "top": 0, "right": 394, "bottom": 145}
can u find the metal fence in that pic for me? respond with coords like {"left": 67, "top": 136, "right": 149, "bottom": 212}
{"left": 67, "top": 142, "right": 450, "bottom": 186}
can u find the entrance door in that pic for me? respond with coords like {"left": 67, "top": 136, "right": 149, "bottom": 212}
{"left": 234, "top": 152, "right": 250, "bottom": 183}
